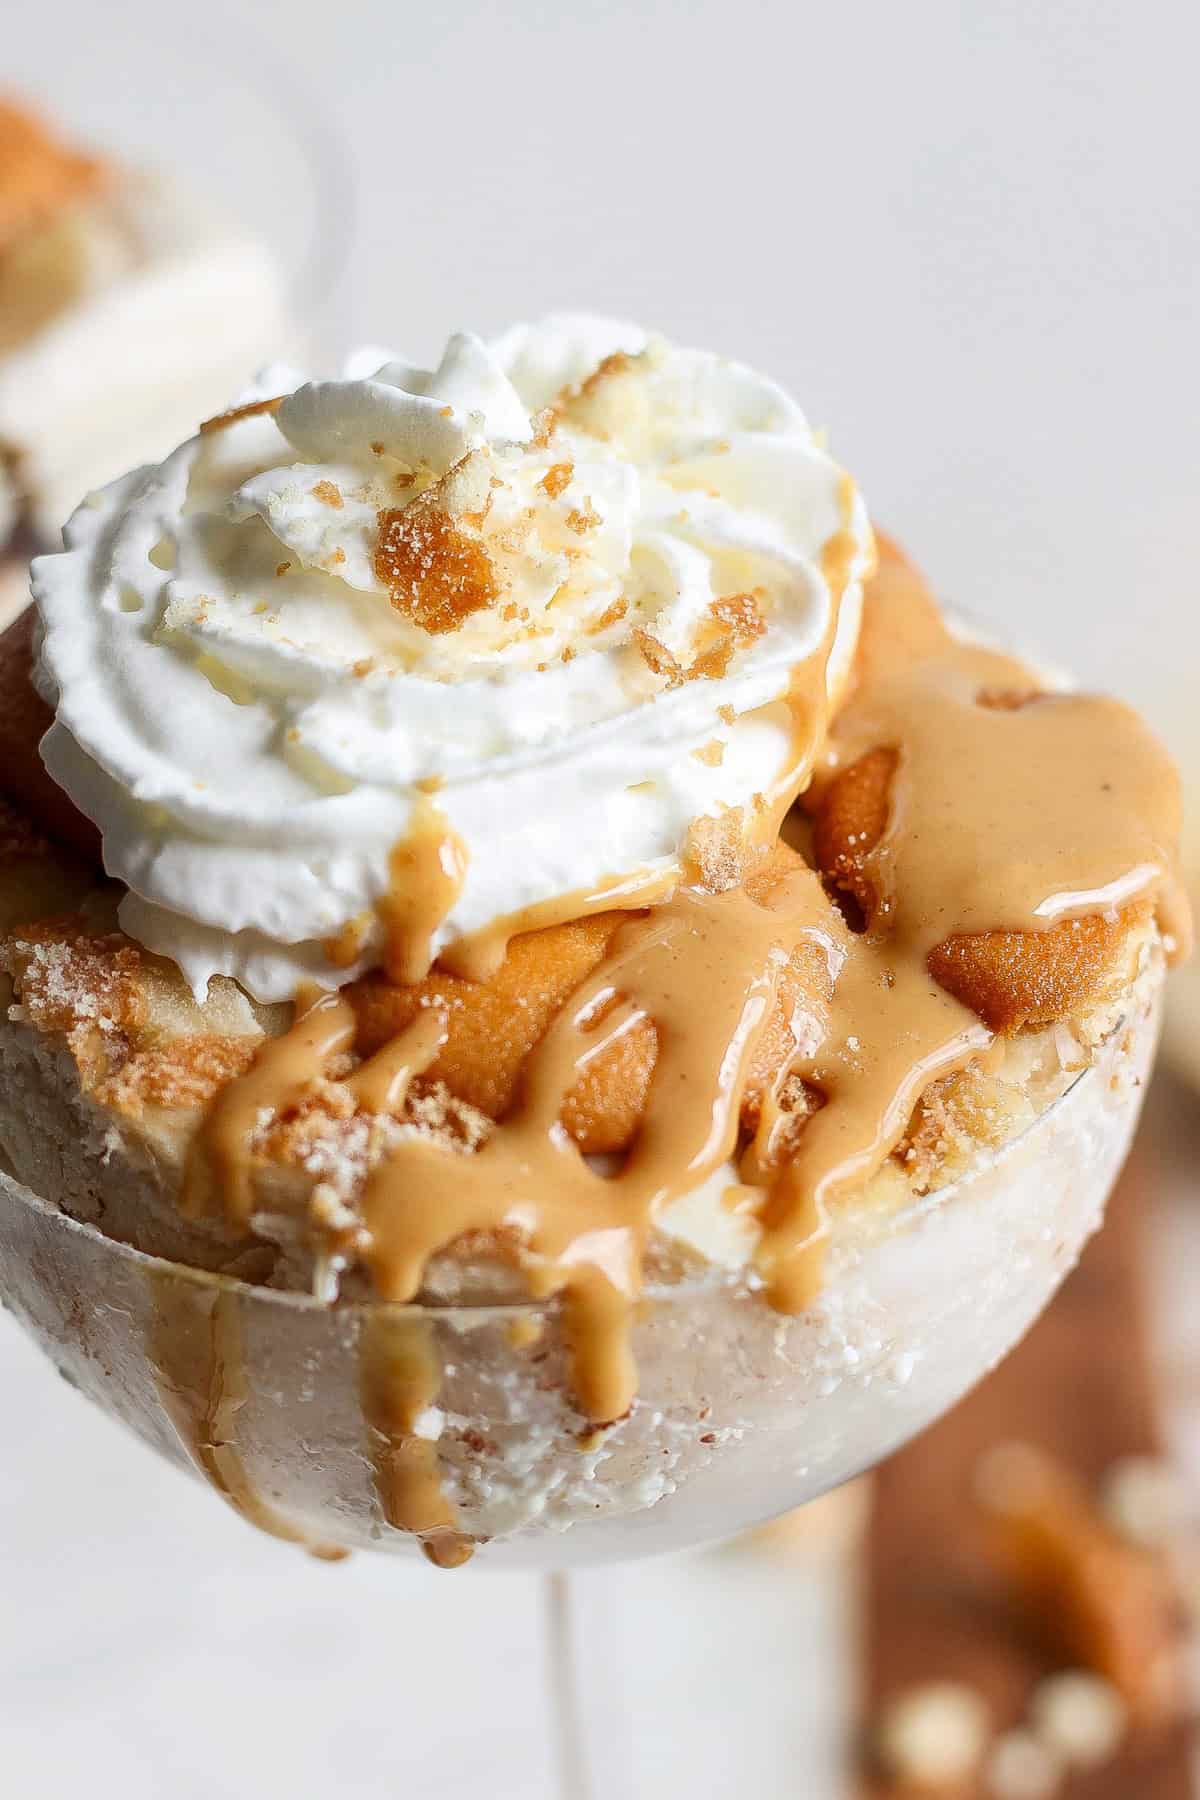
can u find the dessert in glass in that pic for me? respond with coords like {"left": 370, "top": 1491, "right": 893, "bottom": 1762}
{"left": 0, "top": 316, "right": 1187, "bottom": 1570}
{"left": 0, "top": 94, "right": 295, "bottom": 568}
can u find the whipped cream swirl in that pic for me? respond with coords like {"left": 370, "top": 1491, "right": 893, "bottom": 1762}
{"left": 33, "top": 315, "right": 872, "bottom": 1001}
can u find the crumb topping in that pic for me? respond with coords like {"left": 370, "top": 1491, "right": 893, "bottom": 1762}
{"left": 587, "top": 597, "right": 628, "bottom": 635}
{"left": 895, "top": 1063, "right": 1035, "bottom": 1191}
{"left": 539, "top": 461, "right": 573, "bottom": 499}
{"left": 1, "top": 917, "right": 147, "bottom": 1085}
{"left": 199, "top": 395, "right": 284, "bottom": 436}
{"left": 565, "top": 499, "right": 601, "bottom": 536}
{"left": 681, "top": 809, "right": 751, "bottom": 893}
{"left": 375, "top": 499, "right": 500, "bottom": 634}
{"left": 634, "top": 593, "right": 765, "bottom": 689}
{"left": 96, "top": 1033, "right": 260, "bottom": 1114}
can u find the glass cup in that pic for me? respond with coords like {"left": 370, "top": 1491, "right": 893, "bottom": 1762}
{"left": 0, "top": 991, "right": 1158, "bottom": 1794}
{"left": 0, "top": 989, "right": 1158, "bottom": 1571}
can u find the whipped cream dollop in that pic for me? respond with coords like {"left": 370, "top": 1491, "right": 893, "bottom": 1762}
{"left": 33, "top": 315, "right": 873, "bottom": 1001}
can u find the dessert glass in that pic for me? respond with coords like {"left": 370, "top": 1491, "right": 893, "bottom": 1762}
{"left": 0, "top": 256, "right": 1172, "bottom": 1778}
{"left": 0, "top": 994, "right": 1155, "bottom": 1569}
{"left": 0, "top": 990, "right": 1156, "bottom": 1793}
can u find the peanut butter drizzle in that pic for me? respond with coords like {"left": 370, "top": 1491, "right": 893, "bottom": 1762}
{"left": 825, "top": 640, "right": 1187, "bottom": 948}
{"left": 436, "top": 864, "right": 680, "bottom": 982}
{"left": 378, "top": 796, "right": 468, "bottom": 985}
{"left": 359, "top": 1311, "right": 474, "bottom": 1568}
{"left": 747, "top": 631, "right": 1186, "bottom": 1308}
{"left": 357, "top": 878, "right": 827, "bottom": 1423}
{"left": 750, "top": 952, "right": 990, "bottom": 1308}
{"left": 347, "top": 1004, "right": 448, "bottom": 1112}
{"left": 743, "top": 471, "right": 869, "bottom": 855}
{"left": 184, "top": 988, "right": 356, "bottom": 1224}
{"left": 149, "top": 1281, "right": 346, "bottom": 1560}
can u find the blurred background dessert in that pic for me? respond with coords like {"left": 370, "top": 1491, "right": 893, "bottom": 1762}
{"left": 0, "top": 96, "right": 290, "bottom": 577}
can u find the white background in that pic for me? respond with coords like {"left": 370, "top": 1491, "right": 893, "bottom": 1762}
{"left": 4, "top": 1, "right": 1200, "bottom": 1794}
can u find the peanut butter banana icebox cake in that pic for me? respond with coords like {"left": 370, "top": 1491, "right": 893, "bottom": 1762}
{"left": 0, "top": 316, "right": 1187, "bottom": 1566}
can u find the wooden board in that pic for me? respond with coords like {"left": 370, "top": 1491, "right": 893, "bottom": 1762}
{"left": 859, "top": 1144, "right": 1196, "bottom": 1797}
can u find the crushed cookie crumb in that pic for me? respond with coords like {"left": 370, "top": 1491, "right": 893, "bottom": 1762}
{"left": 635, "top": 594, "right": 764, "bottom": 689}
{"left": 565, "top": 498, "right": 601, "bottom": 535}
{"left": 257, "top": 1077, "right": 492, "bottom": 1201}
{"left": 587, "top": 597, "right": 628, "bottom": 635}
{"left": 530, "top": 408, "right": 557, "bottom": 448}
{"left": 566, "top": 350, "right": 633, "bottom": 409}
{"left": 633, "top": 627, "right": 686, "bottom": 688}
{"left": 539, "top": 461, "right": 574, "bottom": 499}
{"left": 375, "top": 499, "right": 499, "bottom": 634}
{"left": 199, "top": 395, "right": 283, "bottom": 435}
{"left": 681, "top": 809, "right": 749, "bottom": 893}
{"left": 0, "top": 918, "right": 148, "bottom": 1089}
{"left": 275, "top": 561, "right": 291, "bottom": 577}
{"left": 96, "top": 1033, "right": 261, "bottom": 1114}
{"left": 687, "top": 593, "right": 766, "bottom": 680}
{"left": 311, "top": 480, "right": 344, "bottom": 509}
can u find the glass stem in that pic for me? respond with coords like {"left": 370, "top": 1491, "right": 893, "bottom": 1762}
{"left": 544, "top": 1571, "right": 595, "bottom": 1800}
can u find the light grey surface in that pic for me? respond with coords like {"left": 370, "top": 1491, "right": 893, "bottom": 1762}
{"left": 4, "top": 1, "right": 1199, "bottom": 1793}
{"left": 0, "top": 1303, "right": 854, "bottom": 1798}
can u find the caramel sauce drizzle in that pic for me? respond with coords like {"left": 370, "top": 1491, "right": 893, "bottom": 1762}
{"left": 377, "top": 796, "right": 468, "bottom": 986}
{"left": 149, "top": 1281, "right": 346, "bottom": 1561}
{"left": 184, "top": 988, "right": 356, "bottom": 1225}
{"left": 347, "top": 1004, "right": 447, "bottom": 1113}
{"left": 743, "top": 472, "right": 869, "bottom": 855}
{"left": 437, "top": 864, "right": 680, "bottom": 983}
{"left": 825, "top": 642, "right": 1187, "bottom": 947}
{"left": 359, "top": 1311, "right": 474, "bottom": 1568}
{"left": 359, "top": 880, "right": 820, "bottom": 1424}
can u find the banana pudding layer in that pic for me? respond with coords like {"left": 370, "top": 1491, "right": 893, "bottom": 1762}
{"left": 0, "top": 317, "right": 1187, "bottom": 1563}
